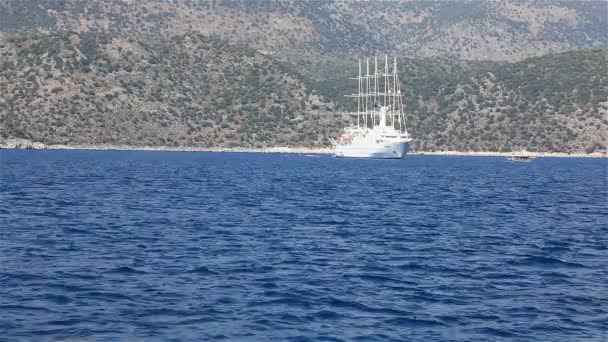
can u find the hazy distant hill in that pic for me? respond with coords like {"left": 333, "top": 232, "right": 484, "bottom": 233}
{"left": 0, "top": 0, "right": 605, "bottom": 61}
{"left": 0, "top": 0, "right": 606, "bottom": 153}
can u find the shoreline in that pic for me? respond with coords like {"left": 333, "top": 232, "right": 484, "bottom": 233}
{"left": 1, "top": 143, "right": 605, "bottom": 158}
{"left": 45, "top": 144, "right": 336, "bottom": 155}
{"left": 408, "top": 151, "right": 607, "bottom": 159}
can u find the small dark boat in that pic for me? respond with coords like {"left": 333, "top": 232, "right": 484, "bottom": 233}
{"left": 508, "top": 151, "right": 536, "bottom": 162}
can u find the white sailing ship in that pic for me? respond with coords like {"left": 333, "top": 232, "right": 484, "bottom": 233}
{"left": 333, "top": 56, "right": 412, "bottom": 159}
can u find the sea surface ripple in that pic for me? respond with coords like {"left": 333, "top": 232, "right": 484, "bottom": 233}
{"left": 1, "top": 150, "right": 607, "bottom": 341}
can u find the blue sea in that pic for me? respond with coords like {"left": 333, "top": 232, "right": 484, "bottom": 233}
{"left": 1, "top": 150, "right": 607, "bottom": 341}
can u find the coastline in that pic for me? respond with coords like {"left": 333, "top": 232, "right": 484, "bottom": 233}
{"left": 0, "top": 141, "right": 605, "bottom": 158}
{"left": 44, "top": 144, "right": 336, "bottom": 155}
{"left": 408, "top": 151, "right": 607, "bottom": 159}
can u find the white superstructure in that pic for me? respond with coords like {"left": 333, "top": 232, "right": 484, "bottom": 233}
{"left": 333, "top": 56, "right": 412, "bottom": 159}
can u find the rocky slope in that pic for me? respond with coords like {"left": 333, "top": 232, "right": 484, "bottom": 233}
{"left": 1, "top": 28, "right": 605, "bottom": 153}
{"left": 0, "top": 0, "right": 605, "bottom": 61}
{"left": 404, "top": 50, "right": 607, "bottom": 153}
{"left": 0, "top": 137, "right": 46, "bottom": 149}
{"left": 0, "top": 31, "right": 346, "bottom": 148}
{"left": 0, "top": 0, "right": 606, "bottom": 153}
{"left": 299, "top": 49, "right": 607, "bottom": 153}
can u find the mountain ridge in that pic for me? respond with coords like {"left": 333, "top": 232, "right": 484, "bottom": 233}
{"left": 1, "top": 0, "right": 605, "bottom": 61}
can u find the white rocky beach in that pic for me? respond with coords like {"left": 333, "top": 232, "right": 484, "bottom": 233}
{"left": 1, "top": 138, "right": 605, "bottom": 158}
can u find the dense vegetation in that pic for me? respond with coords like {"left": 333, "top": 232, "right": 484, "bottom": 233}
{"left": 0, "top": 0, "right": 605, "bottom": 61}
{"left": 0, "top": 31, "right": 346, "bottom": 147}
{"left": 296, "top": 50, "right": 607, "bottom": 152}
{"left": 407, "top": 50, "right": 607, "bottom": 153}
{"left": 0, "top": 1, "right": 606, "bottom": 153}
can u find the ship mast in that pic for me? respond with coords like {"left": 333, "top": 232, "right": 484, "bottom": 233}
{"left": 384, "top": 55, "right": 388, "bottom": 111}
{"left": 374, "top": 57, "right": 378, "bottom": 128}
{"left": 397, "top": 65, "right": 407, "bottom": 133}
{"left": 347, "top": 58, "right": 369, "bottom": 129}
{"left": 391, "top": 57, "right": 395, "bottom": 127}
{"left": 389, "top": 57, "right": 394, "bottom": 125}
{"left": 345, "top": 56, "right": 408, "bottom": 133}
{"left": 357, "top": 59, "right": 361, "bottom": 128}
{"left": 365, "top": 58, "right": 369, "bottom": 128}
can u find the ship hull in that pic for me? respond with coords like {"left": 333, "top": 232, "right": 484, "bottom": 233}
{"left": 335, "top": 141, "right": 410, "bottom": 159}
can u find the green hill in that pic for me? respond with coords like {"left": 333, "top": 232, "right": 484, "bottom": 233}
{"left": 0, "top": 31, "right": 346, "bottom": 148}
{"left": 0, "top": 1, "right": 606, "bottom": 153}
{"left": 0, "top": 0, "right": 605, "bottom": 61}
{"left": 296, "top": 49, "right": 607, "bottom": 153}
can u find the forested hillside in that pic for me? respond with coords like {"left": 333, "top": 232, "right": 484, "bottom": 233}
{"left": 0, "top": 0, "right": 605, "bottom": 61}
{"left": 0, "top": 31, "right": 346, "bottom": 147}
{"left": 0, "top": 0, "right": 606, "bottom": 153}
{"left": 298, "top": 50, "right": 607, "bottom": 153}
